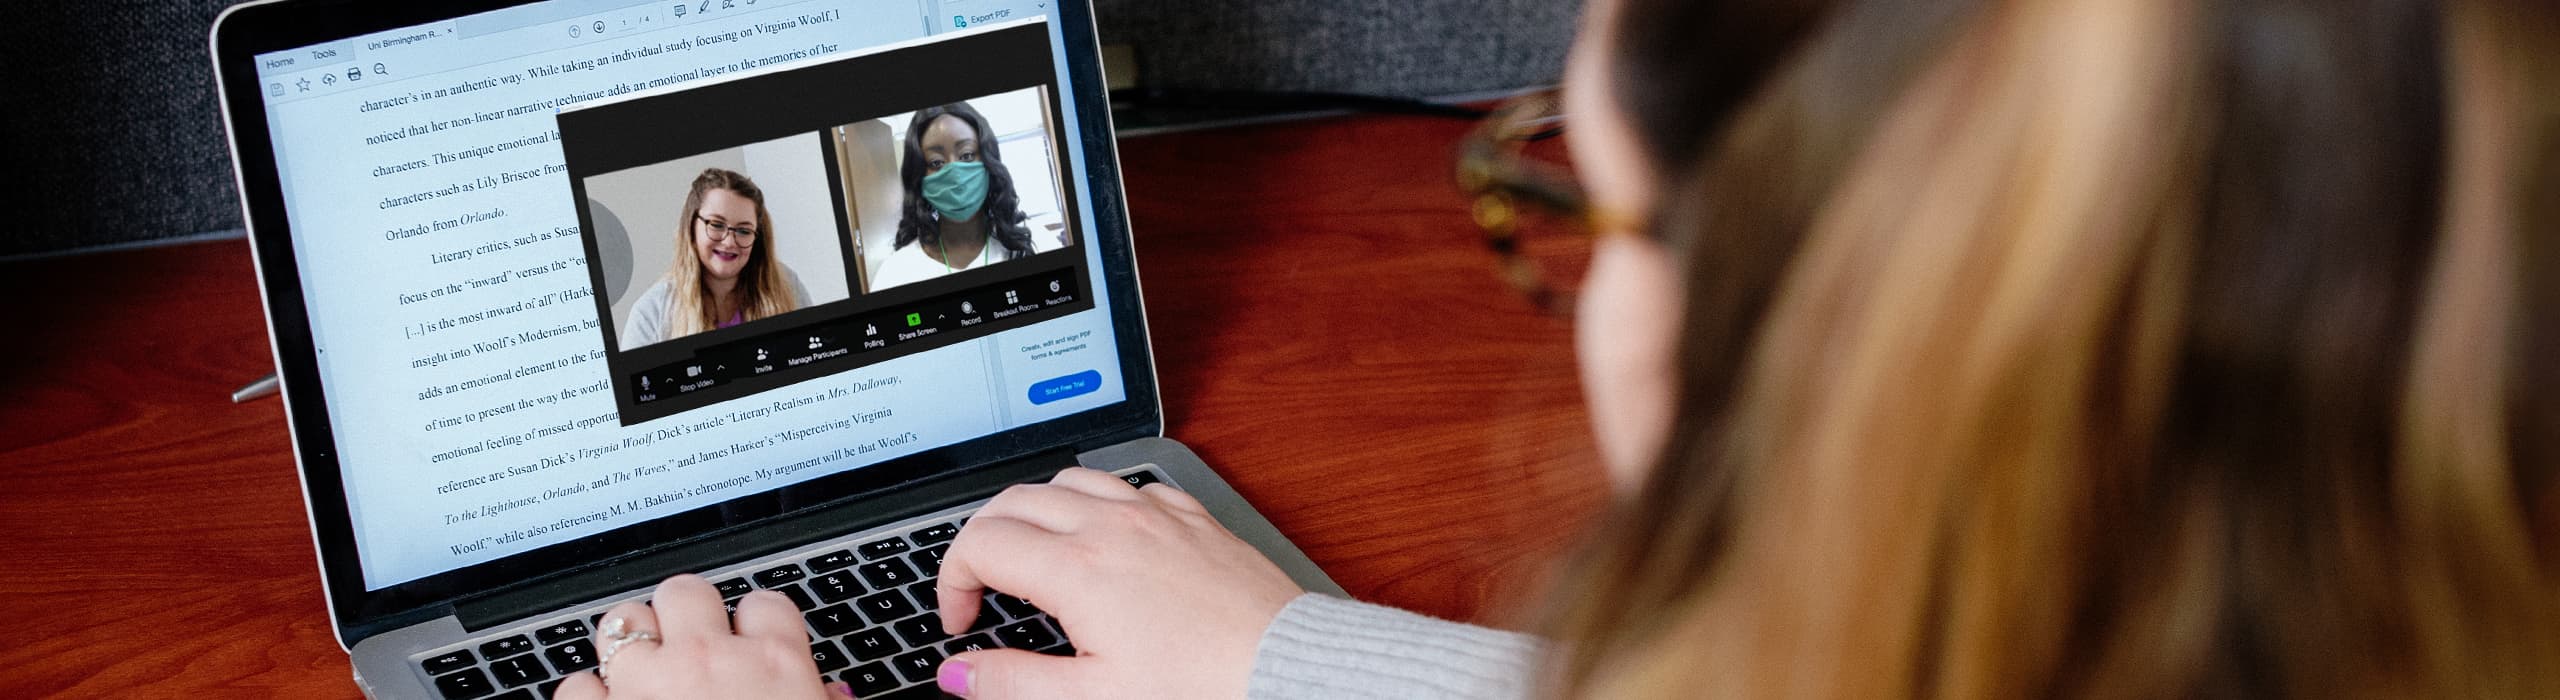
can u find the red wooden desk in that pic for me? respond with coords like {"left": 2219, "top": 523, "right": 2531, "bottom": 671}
{"left": 0, "top": 115, "right": 1605, "bottom": 698}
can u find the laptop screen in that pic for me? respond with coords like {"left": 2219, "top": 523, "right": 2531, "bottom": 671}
{"left": 247, "top": 1, "right": 1129, "bottom": 591}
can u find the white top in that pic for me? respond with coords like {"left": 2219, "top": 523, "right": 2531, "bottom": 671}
{"left": 868, "top": 238, "right": 998, "bottom": 291}
{"left": 619, "top": 264, "right": 812, "bottom": 350}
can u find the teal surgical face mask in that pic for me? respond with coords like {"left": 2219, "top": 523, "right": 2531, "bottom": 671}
{"left": 922, "top": 161, "right": 989, "bottom": 222}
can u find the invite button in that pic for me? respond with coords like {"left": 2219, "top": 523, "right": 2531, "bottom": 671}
{"left": 1027, "top": 370, "right": 1102, "bottom": 405}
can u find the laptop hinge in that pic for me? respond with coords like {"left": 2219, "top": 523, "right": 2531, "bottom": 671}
{"left": 453, "top": 448, "right": 1078, "bottom": 631}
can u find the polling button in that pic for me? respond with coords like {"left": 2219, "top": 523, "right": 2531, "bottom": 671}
{"left": 1027, "top": 370, "right": 1102, "bottom": 405}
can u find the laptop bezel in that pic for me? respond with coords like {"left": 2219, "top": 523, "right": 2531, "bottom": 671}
{"left": 210, "top": 0, "right": 1162, "bottom": 647}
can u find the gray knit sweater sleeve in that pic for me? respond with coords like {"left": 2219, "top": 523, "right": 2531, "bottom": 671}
{"left": 1246, "top": 593, "right": 1545, "bottom": 700}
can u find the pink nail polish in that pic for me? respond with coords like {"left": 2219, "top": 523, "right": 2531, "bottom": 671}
{"left": 938, "top": 657, "right": 973, "bottom": 696}
{"left": 828, "top": 681, "right": 854, "bottom": 697}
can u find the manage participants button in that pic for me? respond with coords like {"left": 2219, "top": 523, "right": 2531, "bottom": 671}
{"left": 1027, "top": 370, "right": 1102, "bottom": 405}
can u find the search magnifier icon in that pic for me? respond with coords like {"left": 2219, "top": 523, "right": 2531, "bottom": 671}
{"left": 373, "top": 63, "right": 388, "bottom": 76}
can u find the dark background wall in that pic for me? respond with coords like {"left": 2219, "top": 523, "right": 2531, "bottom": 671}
{"left": 0, "top": 0, "right": 1578, "bottom": 257}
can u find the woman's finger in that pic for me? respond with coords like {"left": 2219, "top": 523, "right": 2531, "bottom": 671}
{"left": 936, "top": 516, "right": 1068, "bottom": 635}
{"left": 593, "top": 600, "right": 662, "bottom": 648}
{"left": 649, "top": 574, "right": 735, "bottom": 640}
{"left": 730, "top": 589, "right": 804, "bottom": 643}
{"left": 1138, "top": 482, "right": 1211, "bottom": 517}
{"left": 553, "top": 671, "right": 608, "bottom": 700}
{"left": 973, "top": 483, "right": 1105, "bottom": 533}
{"left": 593, "top": 600, "right": 667, "bottom": 687}
{"left": 1045, "top": 466, "right": 1144, "bottom": 501}
{"left": 942, "top": 648, "right": 1090, "bottom": 700}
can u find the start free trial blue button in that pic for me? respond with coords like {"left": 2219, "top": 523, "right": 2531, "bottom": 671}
{"left": 1027, "top": 370, "right": 1102, "bottom": 405}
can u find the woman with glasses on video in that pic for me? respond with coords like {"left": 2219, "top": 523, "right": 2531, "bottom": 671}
{"left": 866, "top": 102, "right": 1040, "bottom": 291}
{"left": 621, "top": 168, "right": 812, "bottom": 348}
{"left": 566, "top": 0, "right": 2559, "bottom": 698}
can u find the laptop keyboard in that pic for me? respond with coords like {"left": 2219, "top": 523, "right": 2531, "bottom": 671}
{"left": 411, "top": 469, "right": 1160, "bottom": 699}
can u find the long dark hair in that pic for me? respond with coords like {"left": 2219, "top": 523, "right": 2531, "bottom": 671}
{"left": 893, "top": 102, "right": 1035, "bottom": 260}
{"left": 1550, "top": 0, "right": 2560, "bottom": 697}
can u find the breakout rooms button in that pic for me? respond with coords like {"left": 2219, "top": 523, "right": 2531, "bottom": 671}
{"left": 1027, "top": 370, "right": 1102, "bottom": 405}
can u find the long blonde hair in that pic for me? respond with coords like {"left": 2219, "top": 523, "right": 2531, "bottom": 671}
{"left": 1553, "top": 0, "right": 2560, "bottom": 697}
{"left": 665, "top": 168, "right": 793, "bottom": 338}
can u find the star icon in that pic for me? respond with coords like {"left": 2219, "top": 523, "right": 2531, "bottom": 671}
{"left": 296, "top": 77, "right": 311, "bottom": 92}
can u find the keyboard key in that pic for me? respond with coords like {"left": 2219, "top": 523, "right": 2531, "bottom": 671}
{"left": 857, "top": 589, "right": 918, "bottom": 625}
{"left": 966, "top": 600, "right": 1004, "bottom": 631}
{"left": 858, "top": 559, "right": 920, "bottom": 589}
{"left": 908, "top": 582, "right": 941, "bottom": 612}
{"left": 891, "top": 647, "right": 945, "bottom": 684}
{"left": 910, "top": 545, "right": 947, "bottom": 578}
{"left": 433, "top": 668, "right": 494, "bottom": 700}
{"left": 1120, "top": 470, "right": 1163, "bottom": 489}
{"left": 841, "top": 661, "right": 900, "bottom": 696}
{"left": 1039, "top": 640, "right": 1077, "bottom": 657}
{"left": 491, "top": 690, "right": 535, "bottom": 700}
{"left": 537, "top": 678, "right": 563, "bottom": 698}
{"left": 480, "top": 635, "right": 536, "bottom": 660}
{"left": 943, "top": 633, "right": 998, "bottom": 654}
{"left": 776, "top": 583, "right": 818, "bottom": 611}
{"left": 995, "top": 618, "right": 1058, "bottom": 650}
{"left": 544, "top": 640, "right": 597, "bottom": 672}
{"left": 869, "top": 687, "right": 950, "bottom": 700}
{"left": 890, "top": 614, "right": 951, "bottom": 648}
{"left": 714, "top": 577, "right": 754, "bottom": 599}
{"left": 990, "top": 592, "right": 1039, "bottom": 619}
{"left": 843, "top": 626, "right": 901, "bottom": 661}
{"left": 809, "top": 571, "right": 863, "bottom": 604}
{"left": 534, "top": 620, "right": 589, "bottom": 646}
{"left": 857, "top": 538, "right": 912, "bottom": 561}
{"left": 753, "top": 564, "right": 807, "bottom": 588}
{"left": 807, "top": 549, "right": 861, "bottom": 573}
{"left": 421, "top": 649, "right": 477, "bottom": 675}
{"left": 807, "top": 604, "right": 866, "bottom": 638}
{"left": 910, "top": 522, "right": 959, "bottom": 545}
{"left": 810, "top": 640, "right": 852, "bottom": 673}
{"left": 491, "top": 654, "right": 550, "bottom": 688}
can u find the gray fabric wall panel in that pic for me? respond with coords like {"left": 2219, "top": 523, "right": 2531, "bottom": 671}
{"left": 2, "top": 2, "right": 243, "bottom": 257}
{"left": 0, "top": 1, "right": 1577, "bottom": 256}
{"left": 1093, "top": 0, "right": 1579, "bottom": 96}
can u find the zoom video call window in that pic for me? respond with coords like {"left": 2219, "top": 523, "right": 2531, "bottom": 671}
{"left": 562, "top": 23, "right": 1096, "bottom": 425}
{"left": 254, "top": 4, "right": 1129, "bottom": 588}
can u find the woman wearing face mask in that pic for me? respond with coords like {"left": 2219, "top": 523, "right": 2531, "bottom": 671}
{"left": 564, "top": 0, "right": 2560, "bottom": 697}
{"left": 867, "top": 102, "right": 1040, "bottom": 291}
{"left": 621, "top": 168, "right": 812, "bottom": 348}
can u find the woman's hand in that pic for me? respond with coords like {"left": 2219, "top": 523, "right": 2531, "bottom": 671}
{"left": 933, "top": 467, "right": 1305, "bottom": 699}
{"left": 555, "top": 575, "right": 846, "bottom": 700}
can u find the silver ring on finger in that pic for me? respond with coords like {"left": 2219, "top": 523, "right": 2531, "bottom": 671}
{"left": 596, "top": 616, "right": 662, "bottom": 684}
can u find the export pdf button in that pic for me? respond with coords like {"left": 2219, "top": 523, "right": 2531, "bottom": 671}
{"left": 1027, "top": 370, "right": 1102, "bottom": 405}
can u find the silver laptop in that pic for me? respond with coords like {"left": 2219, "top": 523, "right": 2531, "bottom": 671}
{"left": 210, "top": 2, "right": 1337, "bottom": 697}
